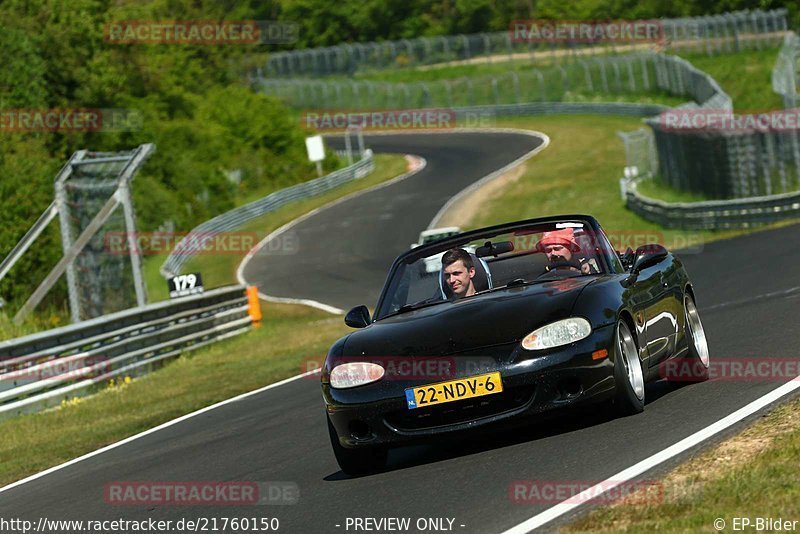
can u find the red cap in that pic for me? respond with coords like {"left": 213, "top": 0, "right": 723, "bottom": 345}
{"left": 536, "top": 228, "right": 580, "bottom": 253}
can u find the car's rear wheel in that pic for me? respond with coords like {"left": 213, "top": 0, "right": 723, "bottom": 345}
{"left": 327, "top": 415, "right": 387, "bottom": 476}
{"left": 681, "top": 294, "right": 710, "bottom": 382}
{"left": 613, "top": 319, "right": 645, "bottom": 415}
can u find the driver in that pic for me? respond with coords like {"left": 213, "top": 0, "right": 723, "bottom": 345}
{"left": 441, "top": 248, "right": 476, "bottom": 298}
{"left": 536, "top": 228, "right": 593, "bottom": 274}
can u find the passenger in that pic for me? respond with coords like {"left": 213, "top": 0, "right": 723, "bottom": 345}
{"left": 441, "top": 248, "right": 476, "bottom": 298}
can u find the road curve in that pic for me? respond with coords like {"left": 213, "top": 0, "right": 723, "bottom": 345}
{"left": 3, "top": 131, "right": 800, "bottom": 534}
{"left": 241, "top": 131, "right": 545, "bottom": 311}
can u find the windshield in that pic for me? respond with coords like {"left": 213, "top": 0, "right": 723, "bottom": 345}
{"left": 376, "top": 220, "right": 612, "bottom": 320}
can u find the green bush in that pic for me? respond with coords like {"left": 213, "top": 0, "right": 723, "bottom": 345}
{"left": 0, "top": 0, "right": 322, "bottom": 311}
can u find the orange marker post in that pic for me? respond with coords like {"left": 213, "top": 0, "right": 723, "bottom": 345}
{"left": 247, "top": 286, "right": 262, "bottom": 328}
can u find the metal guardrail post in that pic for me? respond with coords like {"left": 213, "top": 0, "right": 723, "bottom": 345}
{"left": 0, "top": 202, "right": 58, "bottom": 283}
{"left": 55, "top": 151, "right": 87, "bottom": 323}
{"left": 15, "top": 191, "right": 123, "bottom": 324}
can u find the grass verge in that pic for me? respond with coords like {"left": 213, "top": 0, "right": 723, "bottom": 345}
{"left": 0, "top": 302, "right": 347, "bottom": 486}
{"left": 635, "top": 178, "right": 711, "bottom": 203}
{"left": 458, "top": 115, "right": 800, "bottom": 250}
{"left": 680, "top": 48, "right": 783, "bottom": 112}
{"left": 563, "top": 392, "right": 800, "bottom": 532}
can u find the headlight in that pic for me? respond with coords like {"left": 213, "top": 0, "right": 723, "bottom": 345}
{"left": 521, "top": 317, "right": 592, "bottom": 350}
{"left": 329, "top": 362, "right": 385, "bottom": 389}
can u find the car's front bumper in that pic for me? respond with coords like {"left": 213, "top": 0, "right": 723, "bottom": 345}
{"left": 324, "top": 323, "right": 617, "bottom": 449}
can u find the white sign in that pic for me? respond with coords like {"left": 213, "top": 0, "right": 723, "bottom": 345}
{"left": 305, "top": 135, "right": 325, "bottom": 162}
{"left": 168, "top": 273, "right": 204, "bottom": 299}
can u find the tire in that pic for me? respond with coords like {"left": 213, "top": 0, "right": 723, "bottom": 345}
{"left": 681, "top": 294, "right": 710, "bottom": 382}
{"left": 327, "top": 415, "right": 387, "bottom": 476}
{"left": 612, "top": 319, "right": 646, "bottom": 415}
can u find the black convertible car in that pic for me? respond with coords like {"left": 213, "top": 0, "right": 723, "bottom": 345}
{"left": 322, "top": 215, "right": 710, "bottom": 475}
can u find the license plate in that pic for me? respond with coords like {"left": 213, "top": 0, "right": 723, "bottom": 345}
{"left": 404, "top": 372, "right": 503, "bottom": 410}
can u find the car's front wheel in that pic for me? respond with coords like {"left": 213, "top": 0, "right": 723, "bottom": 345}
{"left": 327, "top": 415, "right": 387, "bottom": 476}
{"left": 612, "top": 319, "right": 645, "bottom": 415}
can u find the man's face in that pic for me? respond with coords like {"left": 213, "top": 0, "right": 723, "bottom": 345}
{"left": 544, "top": 243, "right": 572, "bottom": 263}
{"left": 444, "top": 259, "right": 475, "bottom": 297}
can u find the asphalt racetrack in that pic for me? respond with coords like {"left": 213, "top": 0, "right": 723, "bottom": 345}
{"left": 242, "top": 132, "right": 545, "bottom": 311}
{"left": 3, "top": 131, "right": 800, "bottom": 533}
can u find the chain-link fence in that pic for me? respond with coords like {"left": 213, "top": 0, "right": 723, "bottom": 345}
{"left": 259, "top": 52, "right": 728, "bottom": 111}
{"left": 616, "top": 31, "right": 800, "bottom": 228}
{"left": 647, "top": 120, "right": 800, "bottom": 199}
{"left": 773, "top": 31, "right": 800, "bottom": 108}
{"left": 640, "top": 33, "right": 800, "bottom": 200}
{"left": 64, "top": 174, "right": 136, "bottom": 319}
{"left": 54, "top": 149, "right": 153, "bottom": 323}
{"left": 0, "top": 146, "right": 157, "bottom": 325}
{"left": 261, "top": 9, "right": 787, "bottom": 78}
{"left": 618, "top": 128, "right": 659, "bottom": 182}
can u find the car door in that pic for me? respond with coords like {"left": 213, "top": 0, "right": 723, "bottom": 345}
{"left": 628, "top": 257, "right": 675, "bottom": 366}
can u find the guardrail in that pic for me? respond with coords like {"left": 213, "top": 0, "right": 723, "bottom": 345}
{"left": 262, "top": 9, "right": 788, "bottom": 77}
{"left": 161, "top": 151, "right": 375, "bottom": 278}
{"left": 624, "top": 177, "right": 800, "bottom": 229}
{"left": 0, "top": 285, "right": 252, "bottom": 418}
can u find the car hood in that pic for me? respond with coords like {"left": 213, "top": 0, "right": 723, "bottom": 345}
{"left": 345, "top": 277, "right": 595, "bottom": 357}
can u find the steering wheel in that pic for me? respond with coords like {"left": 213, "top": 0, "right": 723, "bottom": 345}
{"left": 535, "top": 259, "right": 583, "bottom": 280}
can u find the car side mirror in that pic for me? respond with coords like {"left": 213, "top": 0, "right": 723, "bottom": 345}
{"left": 622, "top": 244, "right": 669, "bottom": 288}
{"left": 345, "top": 305, "right": 372, "bottom": 328}
{"left": 631, "top": 244, "right": 668, "bottom": 274}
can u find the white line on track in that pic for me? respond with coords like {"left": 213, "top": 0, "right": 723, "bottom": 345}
{"left": 236, "top": 153, "right": 428, "bottom": 315}
{"left": 7, "top": 129, "right": 799, "bottom": 534}
{"left": 238, "top": 128, "right": 550, "bottom": 314}
{"left": 428, "top": 129, "right": 550, "bottom": 229}
{"left": 499, "top": 377, "right": 800, "bottom": 534}
{"left": 702, "top": 285, "right": 800, "bottom": 312}
{"left": 0, "top": 369, "right": 319, "bottom": 495}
